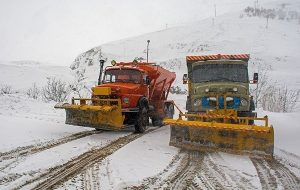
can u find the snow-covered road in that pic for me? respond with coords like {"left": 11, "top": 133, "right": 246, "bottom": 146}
{"left": 0, "top": 93, "right": 300, "bottom": 189}
{"left": 0, "top": 89, "right": 299, "bottom": 190}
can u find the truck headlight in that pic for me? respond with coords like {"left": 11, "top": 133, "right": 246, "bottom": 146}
{"left": 226, "top": 97, "right": 233, "bottom": 101}
{"left": 123, "top": 97, "right": 129, "bottom": 104}
{"left": 241, "top": 98, "right": 247, "bottom": 106}
{"left": 193, "top": 99, "right": 202, "bottom": 106}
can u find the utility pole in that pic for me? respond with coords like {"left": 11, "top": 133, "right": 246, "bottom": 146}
{"left": 254, "top": 0, "right": 259, "bottom": 16}
{"left": 214, "top": 4, "right": 217, "bottom": 17}
{"left": 146, "top": 40, "right": 150, "bottom": 63}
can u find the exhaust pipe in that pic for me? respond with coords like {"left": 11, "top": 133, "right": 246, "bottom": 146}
{"left": 98, "top": 59, "right": 106, "bottom": 85}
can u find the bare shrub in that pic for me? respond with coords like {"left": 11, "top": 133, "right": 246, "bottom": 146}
{"left": 159, "top": 58, "right": 184, "bottom": 71}
{"left": 0, "top": 85, "right": 13, "bottom": 95}
{"left": 27, "top": 83, "right": 40, "bottom": 99}
{"left": 42, "top": 77, "right": 69, "bottom": 102}
{"left": 170, "top": 86, "right": 187, "bottom": 95}
{"left": 261, "top": 85, "right": 300, "bottom": 112}
{"left": 250, "top": 60, "right": 299, "bottom": 112}
{"left": 250, "top": 61, "right": 272, "bottom": 107}
{"left": 69, "top": 69, "right": 90, "bottom": 98}
{"left": 243, "top": 4, "right": 299, "bottom": 22}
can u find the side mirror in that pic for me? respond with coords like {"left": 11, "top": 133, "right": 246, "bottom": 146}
{"left": 146, "top": 76, "right": 151, "bottom": 85}
{"left": 183, "top": 74, "right": 188, "bottom": 84}
{"left": 253, "top": 73, "right": 258, "bottom": 84}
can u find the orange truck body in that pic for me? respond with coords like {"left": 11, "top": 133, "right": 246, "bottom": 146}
{"left": 93, "top": 61, "right": 176, "bottom": 125}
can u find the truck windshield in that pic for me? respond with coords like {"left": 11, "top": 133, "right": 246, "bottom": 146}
{"left": 103, "top": 69, "right": 142, "bottom": 84}
{"left": 192, "top": 64, "right": 248, "bottom": 83}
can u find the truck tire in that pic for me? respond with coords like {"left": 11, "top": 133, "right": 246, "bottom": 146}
{"left": 135, "top": 106, "right": 149, "bottom": 133}
{"left": 164, "top": 103, "right": 174, "bottom": 119}
{"left": 248, "top": 112, "right": 257, "bottom": 125}
{"left": 250, "top": 99, "right": 255, "bottom": 111}
{"left": 186, "top": 96, "right": 191, "bottom": 111}
{"left": 151, "top": 116, "right": 163, "bottom": 127}
{"left": 238, "top": 111, "right": 256, "bottom": 125}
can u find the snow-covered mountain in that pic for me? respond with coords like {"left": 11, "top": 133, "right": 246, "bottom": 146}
{"left": 71, "top": 0, "right": 300, "bottom": 90}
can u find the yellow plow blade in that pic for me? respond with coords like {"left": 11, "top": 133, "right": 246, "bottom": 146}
{"left": 164, "top": 118, "right": 274, "bottom": 158}
{"left": 58, "top": 98, "right": 125, "bottom": 130}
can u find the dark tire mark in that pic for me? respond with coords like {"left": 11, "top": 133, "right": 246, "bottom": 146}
{"left": 252, "top": 157, "right": 300, "bottom": 189}
{"left": 17, "top": 128, "right": 157, "bottom": 190}
{"left": 0, "top": 130, "right": 101, "bottom": 172}
{"left": 167, "top": 151, "right": 204, "bottom": 190}
{"left": 0, "top": 130, "right": 100, "bottom": 161}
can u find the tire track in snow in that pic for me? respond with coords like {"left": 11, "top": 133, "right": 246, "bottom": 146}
{"left": 17, "top": 128, "right": 158, "bottom": 190}
{"left": 92, "top": 163, "right": 102, "bottom": 189}
{"left": 0, "top": 130, "right": 100, "bottom": 161}
{"left": 195, "top": 153, "right": 228, "bottom": 189}
{"left": 82, "top": 162, "right": 101, "bottom": 190}
{"left": 0, "top": 130, "right": 101, "bottom": 171}
{"left": 251, "top": 158, "right": 300, "bottom": 189}
{"left": 167, "top": 151, "right": 204, "bottom": 190}
{"left": 275, "top": 149, "right": 300, "bottom": 178}
{"left": 124, "top": 151, "right": 205, "bottom": 190}
{"left": 205, "top": 153, "right": 257, "bottom": 189}
{"left": 193, "top": 152, "right": 258, "bottom": 189}
{"left": 126, "top": 151, "right": 257, "bottom": 190}
{"left": 268, "top": 159, "right": 300, "bottom": 189}
{"left": 251, "top": 158, "right": 279, "bottom": 189}
{"left": 122, "top": 150, "right": 184, "bottom": 189}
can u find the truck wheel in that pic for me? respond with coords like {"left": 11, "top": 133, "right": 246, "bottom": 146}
{"left": 250, "top": 99, "right": 255, "bottom": 111}
{"left": 135, "top": 107, "right": 149, "bottom": 133}
{"left": 238, "top": 111, "right": 256, "bottom": 125}
{"left": 248, "top": 112, "right": 257, "bottom": 125}
{"left": 151, "top": 117, "right": 163, "bottom": 127}
{"left": 164, "top": 103, "right": 174, "bottom": 119}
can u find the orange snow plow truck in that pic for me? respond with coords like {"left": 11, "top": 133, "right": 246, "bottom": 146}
{"left": 55, "top": 60, "right": 176, "bottom": 133}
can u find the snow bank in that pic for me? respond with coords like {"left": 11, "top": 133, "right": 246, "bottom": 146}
{"left": 258, "top": 109, "right": 300, "bottom": 156}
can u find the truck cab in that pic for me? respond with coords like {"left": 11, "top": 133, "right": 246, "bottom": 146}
{"left": 98, "top": 67, "right": 149, "bottom": 109}
{"left": 184, "top": 54, "right": 256, "bottom": 119}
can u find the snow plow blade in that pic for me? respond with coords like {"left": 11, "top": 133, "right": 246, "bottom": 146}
{"left": 165, "top": 117, "right": 274, "bottom": 159}
{"left": 57, "top": 98, "right": 124, "bottom": 130}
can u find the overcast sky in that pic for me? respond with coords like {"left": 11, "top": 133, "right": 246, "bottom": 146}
{"left": 0, "top": 0, "right": 248, "bottom": 66}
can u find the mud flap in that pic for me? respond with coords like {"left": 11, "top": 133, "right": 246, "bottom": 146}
{"left": 166, "top": 119, "right": 274, "bottom": 158}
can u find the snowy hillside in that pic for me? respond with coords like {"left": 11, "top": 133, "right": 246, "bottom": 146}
{"left": 0, "top": 61, "right": 73, "bottom": 91}
{"left": 71, "top": 1, "right": 300, "bottom": 90}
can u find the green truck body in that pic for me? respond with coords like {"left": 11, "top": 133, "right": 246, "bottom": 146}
{"left": 185, "top": 56, "right": 256, "bottom": 119}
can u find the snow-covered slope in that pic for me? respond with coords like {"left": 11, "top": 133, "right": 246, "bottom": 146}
{"left": 72, "top": 1, "right": 300, "bottom": 89}
{"left": 0, "top": 61, "right": 73, "bottom": 91}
